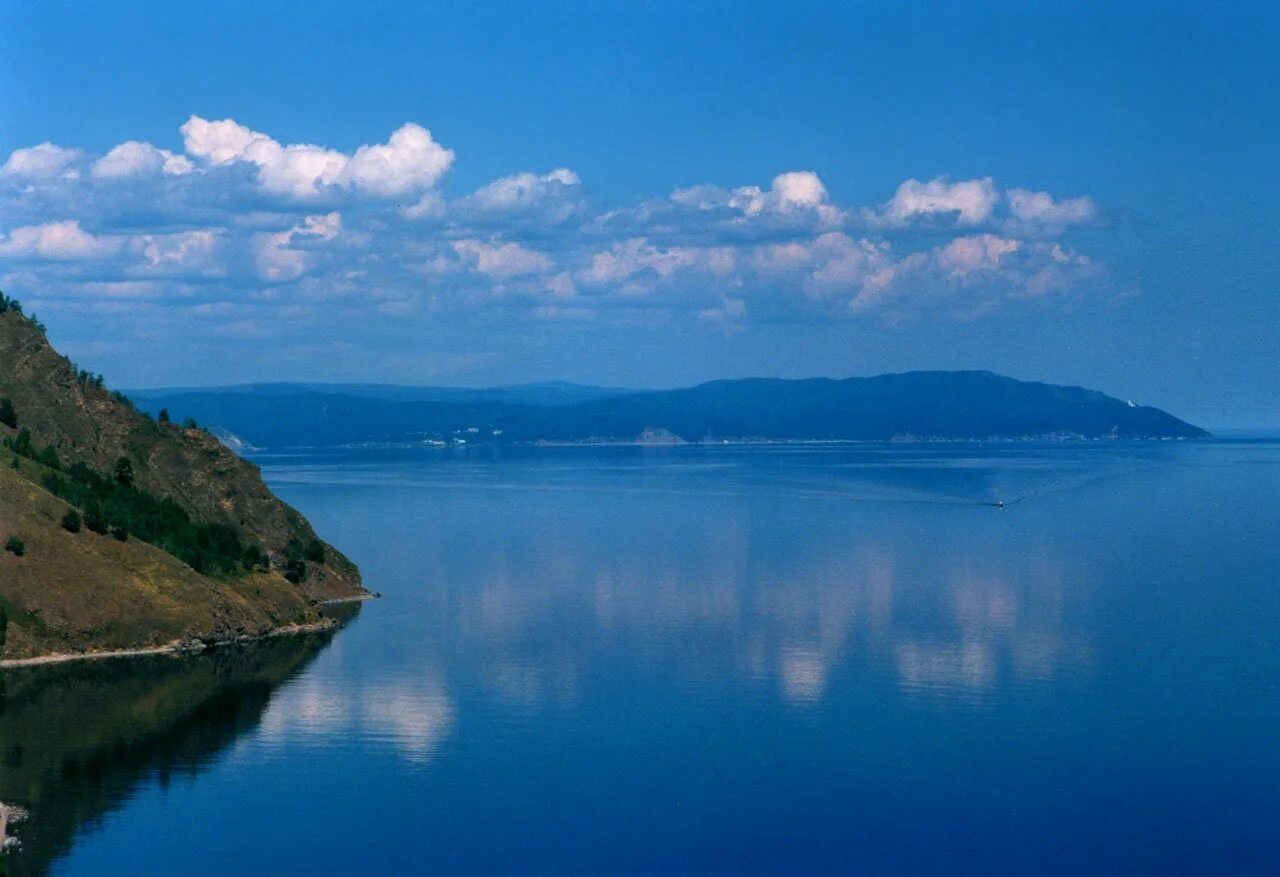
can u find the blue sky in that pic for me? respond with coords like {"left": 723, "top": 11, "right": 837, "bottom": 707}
{"left": 1, "top": 0, "right": 1276, "bottom": 427}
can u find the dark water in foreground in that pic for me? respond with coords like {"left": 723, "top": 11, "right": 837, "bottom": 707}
{"left": 4, "top": 442, "right": 1279, "bottom": 874}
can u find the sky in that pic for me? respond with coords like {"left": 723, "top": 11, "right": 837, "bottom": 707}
{"left": 0, "top": 0, "right": 1277, "bottom": 428}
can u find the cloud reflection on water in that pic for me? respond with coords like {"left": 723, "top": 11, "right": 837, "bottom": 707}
{"left": 258, "top": 670, "right": 456, "bottom": 764}
{"left": 402, "top": 521, "right": 1094, "bottom": 715}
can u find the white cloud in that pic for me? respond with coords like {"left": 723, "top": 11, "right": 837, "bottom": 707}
{"left": 754, "top": 232, "right": 891, "bottom": 293}
{"left": 345, "top": 123, "right": 455, "bottom": 197}
{"left": 460, "top": 168, "right": 582, "bottom": 221}
{"left": 1, "top": 142, "right": 82, "bottom": 180}
{"left": 254, "top": 212, "right": 341, "bottom": 281}
{"left": 401, "top": 192, "right": 446, "bottom": 220}
{"left": 91, "top": 141, "right": 194, "bottom": 179}
{"left": 771, "top": 171, "right": 828, "bottom": 210}
{"left": 937, "top": 234, "right": 1020, "bottom": 275}
{"left": 670, "top": 170, "right": 842, "bottom": 225}
{"left": 0, "top": 118, "right": 1109, "bottom": 330}
{"left": 874, "top": 176, "right": 999, "bottom": 226}
{"left": 452, "top": 239, "right": 553, "bottom": 278}
{"left": 180, "top": 116, "right": 270, "bottom": 165}
{"left": 132, "top": 229, "right": 224, "bottom": 275}
{"left": 1006, "top": 189, "right": 1096, "bottom": 227}
{"left": 0, "top": 220, "right": 116, "bottom": 259}
{"left": 180, "top": 116, "right": 453, "bottom": 199}
{"left": 579, "top": 238, "right": 736, "bottom": 287}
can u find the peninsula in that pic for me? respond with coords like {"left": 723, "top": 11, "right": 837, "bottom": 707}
{"left": 0, "top": 295, "right": 366, "bottom": 663}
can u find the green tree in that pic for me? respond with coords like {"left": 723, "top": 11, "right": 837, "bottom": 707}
{"left": 0, "top": 397, "right": 15, "bottom": 429}
{"left": 37, "top": 445, "right": 61, "bottom": 470}
{"left": 62, "top": 509, "right": 82, "bottom": 533}
{"left": 7, "top": 428, "right": 34, "bottom": 458}
{"left": 114, "top": 456, "right": 135, "bottom": 488}
{"left": 4, "top": 535, "right": 24, "bottom": 556}
{"left": 84, "top": 503, "right": 109, "bottom": 535}
{"left": 158, "top": 408, "right": 170, "bottom": 423}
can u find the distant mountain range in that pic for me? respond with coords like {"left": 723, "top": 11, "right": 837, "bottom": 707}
{"left": 128, "top": 372, "right": 1209, "bottom": 449}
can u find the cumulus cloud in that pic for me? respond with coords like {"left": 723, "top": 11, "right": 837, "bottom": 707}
{"left": 0, "top": 220, "right": 116, "bottom": 259}
{"left": 345, "top": 123, "right": 455, "bottom": 197}
{"left": 132, "top": 229, "right": 224, "bottom": 276}
{"left": 1, "top": 142, "right": 82, "bottom": 181}
{"left": 578, "top": 238, "right": 736, "bottom": 290}
{"left": 254, "top": 212, "right": 342, "bottom": 282}
{"left": 753, "top": 233, "right": 892, "bottom": 295}
{"left": 670, "top": 170, "right": 843, "bottom": 227}
{"left": 1005, "top": 189, "right": 1096, "bottom": 230}
{"left": 850, "top": 235, "right": 1097, "bottom": 314}
{"left": 452, "top": 239, "right": 553, "bottom": 278}
{"left": 0, "top": 116, "right": 1111, "bottom": 336}
{"left": 458, "top": 168, "right": 583, "bottom": 223}
{"left": 179, "top": 116, "right": 453, "bottom": 199}
{"left": 937, "top": 234, "right": 1020, "bottom": 275}
{"left": 92, "top": 141, "right": 194, "bottom": 179}
{"left": 872, "top": 176, "right": 999, "bottom": 227}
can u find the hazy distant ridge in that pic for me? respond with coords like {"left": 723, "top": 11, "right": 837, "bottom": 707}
{"left": 130, "top": 371, "right": 1208, "bottom": 449}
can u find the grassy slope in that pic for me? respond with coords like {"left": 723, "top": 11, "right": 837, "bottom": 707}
{"left": 0, "top": 310, "right": 362, "bottom": 600}
{"left": 0, "top": 460, "right": 318, "bottom": 661}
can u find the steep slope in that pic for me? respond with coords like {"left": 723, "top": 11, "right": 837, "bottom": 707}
{"left": 0, "top": 462, "right": 318, "bottom": 660}
{"left": 0, "top": 302, "right": 365, "bottom": 660}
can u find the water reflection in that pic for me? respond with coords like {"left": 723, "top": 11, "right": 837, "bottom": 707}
{"left": 36, "top": 444, "right": 1278, "bottom": 874}
{"left": 0, "top": 626, "right": 345, "bottom": 877}
{"left": 347, "top": 449, "right": 1103, "bottom": 718}
{"left": 257, "top": 669, "right": 456, "bottom": 764}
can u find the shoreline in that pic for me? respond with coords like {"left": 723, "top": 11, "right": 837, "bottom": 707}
{"left": 320, "top": 592, "right": 380, "bottom": 605}
{"left": 0, "top": 618, "right": 339, "bottom": 670}
{"left": 255, "top": 434, "right": 1213, "bottom": 454}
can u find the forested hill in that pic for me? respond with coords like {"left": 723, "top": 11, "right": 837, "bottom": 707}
{"left": 0, "top": 295, "right": 365, "bottom": 661}
{"left": 132, "top": 371, "right": 1209, "bottom": 449}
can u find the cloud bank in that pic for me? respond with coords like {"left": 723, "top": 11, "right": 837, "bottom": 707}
{"left": 1, "top": 116, "right": 1104, "bottom": 344}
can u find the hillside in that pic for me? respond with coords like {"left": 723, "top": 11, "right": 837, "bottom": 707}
{"left": 131, "top": 372, "right": 1209, "bottom": 449}
{"left": 0, "top": 299, "right": 365, "bottom": 661}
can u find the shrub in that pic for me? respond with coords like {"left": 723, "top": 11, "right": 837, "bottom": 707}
{"left": 36, "top": 445, "right": 61, "bottom": 470}
{"left": 0, "top": 397, "right": 15, "bottom": 429}
{"left": 62, "top": 510, "right": 82, "bottom": 533}
{"left": 4, "top": 536, "right": 24, "bottom": 556}
{"left": 39, "top": 461, "right": 254, "bottom": 575}
{"left": 3, "top": 428, "right": 34, "bottom": 458}
{"left": 83, "top": 503, "right": 109, "bottom": 535}
{"left": 158, "top": 408, "right": 170, "bottom": 424}
{"left": 242, "top": 543, "right": 269, "bottom": 572}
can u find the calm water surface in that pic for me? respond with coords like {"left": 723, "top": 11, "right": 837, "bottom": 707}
{"left": 6, "top": 442, "right": 1279, "bottom": 874}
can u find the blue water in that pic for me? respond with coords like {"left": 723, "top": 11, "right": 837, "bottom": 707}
{"left": 17, "top": 442, "right": 1280, "bottom": 873}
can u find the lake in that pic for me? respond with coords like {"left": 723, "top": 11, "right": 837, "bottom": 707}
{"left": 4, "top": 441, "right": 1279, "bottom": 874}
